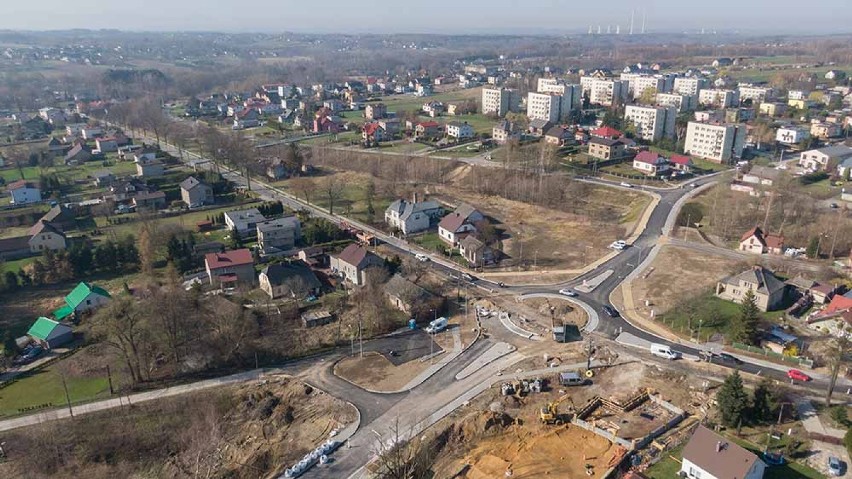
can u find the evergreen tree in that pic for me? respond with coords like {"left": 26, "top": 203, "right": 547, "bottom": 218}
{"left": 717, "top": 371, "right": 750, "bottom": 427}
{"left": 751, "top": 380, "right": 775, "bottom": 423}
{"left": 806, "top": 236, "right": 820, "bottom": 258}
{"left": 3, "top": 271, "right": 19, "bottom": 291}
{"left": 731, "top": 289, "right": 760, "bottom": 344}
{"left": 230, "top": 228, "right": 243, "bottom": 249}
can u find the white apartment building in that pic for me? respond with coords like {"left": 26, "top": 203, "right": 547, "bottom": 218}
{"left": 481, "top": 87, "right": 518, "bottom": 117}
{"left": 583, "top": 78, "right": 628, "bottom": 106}
{"left": 738, "top": 85, "right": 773, "bottom": 104}
{"left": 673, "top": 77, "right": 709, "bottom": 96}
{"left": 698, "top": 89, "right": 740, "bottom": 108}
{"left": 527, "top": 92, "right": 563, "bottom": 122}
{"left": 655, "top": 93, "right": 696, "bottom": 112}
{"left": 776, "top": 126, "right": 810, "bottom": 145}
{"left": 624, "top": 105, "right": 677, "bottom": 142}
{"left": 626, "top": 75, "right": 667, "bottom": 100}
{"left": 684, "top": 121, "right": 746, "bottom": 163}
{"left": 538, "top": 78, "right": 562, "bottom": 93}
{"left": 788, "top": 90, "right": 808, "bottom": 100}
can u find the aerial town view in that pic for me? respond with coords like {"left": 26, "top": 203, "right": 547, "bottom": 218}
{"left": 1, "top": 1, "right": 852, "bottom": 478}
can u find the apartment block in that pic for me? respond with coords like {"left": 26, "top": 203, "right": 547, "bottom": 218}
{"left": 684, "top": 121, "right": 746, "bottom": 163}
{"left": 655, "top": 93, "right": 696, "bottom": 112}
{"left": 627, "top": 76, "right": 667, "bottom": 100}
{"left": 481, "top": 87, "right": 519, "bottom": 117}
{"left": 738, "top": 85, "right": 773, "bottom": 104}
{"left": 673, "top": 77, "right": 709, "bottom": 96}
{"left": 527, "top": 92, "right": 563, "bottom": 122}
{"left": 698, "top": 89, "right": 740, "bottom": 108}
{"left": 624, "top": 105, "right": 677, "bottom": 142}
{"left": 584, "top": 79, "right": 628, "bottom": 107}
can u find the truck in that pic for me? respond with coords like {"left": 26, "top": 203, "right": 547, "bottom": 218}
{"left": 425, "top": 317, "right": 448, "bottom": 334}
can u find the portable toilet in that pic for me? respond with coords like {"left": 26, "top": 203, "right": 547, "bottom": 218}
{"left": 408, "top": 318, "right": 417, "bottom": 330}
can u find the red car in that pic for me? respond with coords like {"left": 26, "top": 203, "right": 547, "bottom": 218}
{"left": 787, "top": 369, "right": 811, "bottom": 382}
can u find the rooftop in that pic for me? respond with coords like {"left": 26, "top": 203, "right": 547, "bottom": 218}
{"left": 205, "top": 249, "right": 254, "bottom": 269}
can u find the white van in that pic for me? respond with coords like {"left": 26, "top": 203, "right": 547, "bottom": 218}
{"left": 650, "top": 343, "right": 679, "bottom": 360}
{"left": 425, "top": 317, "right": 448, "bottom": 334}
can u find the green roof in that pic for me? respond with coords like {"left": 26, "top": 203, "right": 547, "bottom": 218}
{"left": 28, "top": 317, "right": 61, "bottom": 341}
{"left": 53, "top": 305, "right": 74, "bottom": 320}
{"left": 65, "top": 282, "right": 111, "bottom": 309}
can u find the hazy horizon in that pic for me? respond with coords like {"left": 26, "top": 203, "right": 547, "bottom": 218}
{"left": 2, "top": 0, "right": 852, "bottom": 35}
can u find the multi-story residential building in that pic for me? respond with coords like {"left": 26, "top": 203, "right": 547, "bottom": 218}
{"left": 624, "top": 105, "right": 677, "bottom": 142}
{"left": 788, "top": 90, "right": 808, "bottom": 101}
{"left": 587, "top": 79, "right": 628, "bottom": 107}
{"left": 587, "top": 137, "right": 626, "bottom": 160}
{"left": 698, "top": 89, "right": 740, "bottom": 108}
{"left": 759, "top": 102, "right": 787, "bottom": 117}
{"left": 492, "top": 120, "right": 521, "bottom": 144}
{"left": 627, "top": 75, "right": 667, "bottom": 100}
{"left": 738, "top": 85, "right": 773, "bottom": 104}
{"left": 655, "top": 93, "right": 696, "bottom": 112}
{"left": 673, "top": 77, "right": 709, "bottom": 96}
{"left": 775, "top": 126, "right": 810, "bottom": 145}
{"left": 684, "top": 121, "right": 746, "bottom": 163}
{"left": 365, "top": 103, "right": 387, "bottom": 120}
{"left": 537, "top": 78, "right": 562, "bottom": 93}
{"left": 810, "top": 122, "right": 842, "bottom": 139}
{"left": 481, "top": 87, "right": 519, "bottom": 117}
{"left": 527, "top": 92, "right": 563, "bottom": 122}
{"left": 256, "top": 217, "right": 301, "bottom": 254}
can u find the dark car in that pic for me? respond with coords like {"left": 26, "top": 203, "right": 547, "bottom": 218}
{"left": 602, "top": 305, "right": 619, "bottom": 317}
{"left": 718, "top": 353, "right": 743, "bottom": 365}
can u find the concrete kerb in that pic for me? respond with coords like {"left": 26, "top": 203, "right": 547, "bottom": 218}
{"left": 516, "top": 292, "right": 600, "bottom": 333}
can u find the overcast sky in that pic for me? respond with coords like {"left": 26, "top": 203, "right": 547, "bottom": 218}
{"left": 2, "top": 0, "right": 851, "bottom": 34}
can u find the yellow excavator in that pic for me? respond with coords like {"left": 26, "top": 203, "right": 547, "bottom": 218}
{"left": 539, "top": 394, "right": 575, "bottom": 425}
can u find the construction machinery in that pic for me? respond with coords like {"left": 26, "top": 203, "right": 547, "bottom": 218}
{"left": 539, "top": 394, "right": 575, "bottom": 425}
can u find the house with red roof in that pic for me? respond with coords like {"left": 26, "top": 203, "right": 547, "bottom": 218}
{"left": 313, "top": 107, "right": 341, "bottom": 134}
{"left": 739, "top": 226, "right": 784, "bottom": 255}
{"left": 362, "top": 122, "right": 386, "bottom": 143}
{"left": 590, "top": 126, "right": 623, "bottom": 140}
{"left": 669, "top": 154, "right": 694, "bottom": 173}
{"left": 808, "top": 291, "right": 852, "bottom": 325}
{"left": 632, "top": 151, "right": 670, "bottom": 176}
{"left": 204, "top": 249, "right": 256, "bottom": 288}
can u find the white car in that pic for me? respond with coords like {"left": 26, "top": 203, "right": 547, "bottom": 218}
{"left": 558, "top": 288, "right": 577, "bottom": 297}
{"left": 609, "top": 240, "right": 627, "bottom": 250}
{"left": 415, "top": 253, "right": 429, "bottom": 262}
{"left": 620, "top": 182, "right": 633, "bottom": 188}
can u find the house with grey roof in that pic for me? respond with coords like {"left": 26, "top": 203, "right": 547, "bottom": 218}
{"left": 681, "top": 425, "right": 765, "bottom": 479}
{"left": 258, "top": 261, "right": 321, "bottom": 299}
{"left": 384, "top": 274, "right": 436, "bottom": 317}
{"left": 180, "top": 176, "right": 214, "bottom": 208}
{"left": 257, "top": 216, "right": 301, "bottom": 254}
{"left": 224, "top": 208, "right": 266, "bottom": 235}
{"left": 384, "top": 196, "right": 443, "bottom": 235}
{"left": 715, "top": 266, "right": 787, "bottom": 312}
{"left": 330, "top": 244, "right": 383, "bottom": 286}
{"left": 798, "top": 145, "right": 852, "bottom": 172}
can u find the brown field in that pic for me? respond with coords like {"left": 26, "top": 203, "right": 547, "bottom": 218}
{"left": 334, "top": 351, "right": 430, "bottom": 392}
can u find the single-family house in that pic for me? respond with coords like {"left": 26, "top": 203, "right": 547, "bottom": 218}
{"left": 80, "top": 127, "right": 103, "bottom": 140}
{"left": 384, "top": 274, "right": 435, "bottom": 316}
{"left": 258, "top": 262, "right": 321, "bottom": 299}
{"left": 53, "top": 282, "right": 111, "bottom": 320}
{"left": 92, "top": 170, "right": 116, "bottom": 187}
{"left": 7, "top": 180, "right": 41, "bottom": 205}
{"left": 422, "top": 101, "right": 443, "bottom": 117}
{"left": 632, "top": 151, "right": 670, "bottom": 176}
{"left": 256, "top": 216, "right": 301, "bottom": 254}
{"left": 362, "top": 123, "right": 386, "bottom": 144}
{"left": 588, "top": 137, "right": 626, "bottom": 160}
{"left": 132, "top": 191, "right": 167, "bottom": 211}
{"left": 786, "top": 276, "right": 836, "bottom": 305}
{"left": 224, "top": 208, "right": 267, "bottom": 235}
{"left": 838, "top": 157, "right": 852, "bottom": 178}
{"left": 39, "top": 204, "right": 76, "bottom": 231}
{"left": 680, "top": 425, "right": 765, "bottom": 479}
{"left": 716, "top": 266, "right": 786, "bottom": 312}
{"left": 180, "top": 176, "right": 214, "bottom": 208}
{"left": 739, "top": 226, "right": 784, "bottom": 255}
{"left": 27, "top": 317, "right": 73, "bottom": 349}
{"left": 459, "top": 235, "right": 495, "bottom": 267}
{"left": 527, "top": 119, "right": 553, "bottom": 137}
{"left": 669, "top": 154, "right": 694, "bottom": 173}
{"left": 365, "top": 103, "right": 387, "bottom": 120}
{"left": 136, "top": 160, "right": 165, "bottom": 178}
{"left": 799, "top": 145, "right": 852, "bottom": 172}
{"left": 205, "top": 249, "right": 256, "bottom": 288}
{"left": 28, "top": 220, "right": 66, "bottom": 253}
{"left": 330, "top": 244, "right": 383, "bottom": 286}
{"left": 95, "top": 137, "right": 118, "bottom": 153}
{"left": 492, "top": 120, "right": 520, "bottom": 145}
{"left": 590, "top": 126, "right": 623, "bottom": 140}
{"left": 384, "top": 198, "right": 443, "bottom": 235}
{"left": 298, "top": 246, "right": 327, "bottom": 268}
{"left": 544, "top": 126, "right": 572, "bottom": 146}
{"left": 415, "top": 121, "right": 442, "bottom": 140}
{"left": 438, "top": 203, "right": 485, "bottom": 246}
{"left": 446, "top": 121, "right": 475, "bottom": 139}
{"left": 742, "top": 165, "right": 781, "bottom": 187}
{"left": 378, "top": 118, "right": 401, "bottom": 136}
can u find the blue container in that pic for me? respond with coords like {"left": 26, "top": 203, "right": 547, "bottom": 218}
{"left": 408, "top": 319, "right": 417, "bottom": 330}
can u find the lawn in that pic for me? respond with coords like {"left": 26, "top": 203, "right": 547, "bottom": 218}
{"left": 96, "top": 203, "right": 253, "bottom": 239}
{"left": 380, "top": 141, "right": 432, "bottom": 155}
{"left": 2, "top": 255, "right": 37, "bottom": 273}
{"left": 645, "top": 445, "right": 683, "bottom": 479}
{"left": 0, "top": 365, "right": 111, "bottom": 417}
{"left": 412, "top": 232, "right": 446, "bottom": 253}
{"left": 377, "top": 87, "right": 482, "bottom": 115}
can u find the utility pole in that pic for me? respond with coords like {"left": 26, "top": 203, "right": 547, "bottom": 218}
{"left": 106, "top": 365, "right": 114, "bottom": 395}
{"left": 60, "top": 373, "right": 73, "bottom": 418}
{"left": 358, "top": 310, "right": 363, "bottom": 358}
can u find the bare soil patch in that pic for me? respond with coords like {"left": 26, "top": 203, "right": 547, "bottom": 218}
{"left": 335, "top": 351, "right": 431, "bottom": 392}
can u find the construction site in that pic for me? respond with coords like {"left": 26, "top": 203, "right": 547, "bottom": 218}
{"left": 427, "top": 361, "right": 703, "bottom": 478}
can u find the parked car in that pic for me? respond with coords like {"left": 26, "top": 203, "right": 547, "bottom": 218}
{"left": 620, "top": 182, "right": 633, "bottom": 188}
{"left": 787, "top": 369, "right": 811, "bottom": 382}
{"left": 558, "top": 288, "right": 578, "bottom": 297}
{"left": 718, "top": 352, "right": 743, "bottom": 365}
{"left": 828, "top": 456, "right": 843, "bottom": 476}
{"left": 462, "top": 273, "right": 476, "bottom": 282}
{"left": 609, "top": 240, "right": 627, "bottom": 250}
{"left": 602, "top": 305, "right": 619, "bottom": 317}
{"left": 650, "top": 343, "right": 680, "bottom": 360}
{"left": 415, "top": 253, "right": 429, "bottom": 262}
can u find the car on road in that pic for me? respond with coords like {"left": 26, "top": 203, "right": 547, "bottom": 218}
{"left": 829, "top": 203, "right": 839, "bottom": 209}
{"left": 609, "top": 240, "right": 627, "bottom": 250}
{"left": 689, "top": 182, "right": 697, "bottom": 188}
{"left": 829, "top": 456, "right": 843, "bottom": 476}
{"left": 415, "top": 253, "right": 429, "bottom": 262}
{"left": 462, "top": 273, "right": 476, "bottom": 282}
{"left": 718, "top": 352, "right": 743, "bottom": 365}
{"left": 619, "top": 182, "right": 633, "bottom": 188}
{"left": 497, "top": 282, "right": 506, "bottom": 288}
{"left": 787, "top": 369, "right": 811, "bottom": 382}
{"left": 699, "top": 351, "right": 743, "bottom": 365}
{"left": 602, "top": 305, "right": 619, "bottom": 317}
{"left": 558, "top": 288, "right": 578, "bottom": 297}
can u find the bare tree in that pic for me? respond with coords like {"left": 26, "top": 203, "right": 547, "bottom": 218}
{"left": 321, "top": 176, "right": 345, "bottom": 215}
{"left": 290, "top": 176, "right": 317, "bottom": 203}
{"left": 825, "top": 331, "right": 850, "bottom": 407}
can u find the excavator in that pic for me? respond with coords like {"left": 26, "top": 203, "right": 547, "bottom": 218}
{"left": 539, "top": 394, "right": 575, "bottom": 425}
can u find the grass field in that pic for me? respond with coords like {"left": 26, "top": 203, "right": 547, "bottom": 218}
{"left": 726, "top": 64, "right": 851, "bottom": 83}
{"left": 2, "top": 256, "right": 37, "bottom": 273}
{"left": 0, "top": 365, "right": 111, "bottom": 417}
{"left": 377, "top": 87, "right": 481, "bottom": 115}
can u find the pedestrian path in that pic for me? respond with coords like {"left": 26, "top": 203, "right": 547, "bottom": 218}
{"left": 397, "top": 328, "right": 464, "bottom": 392}
{"left": 575, "top": 269, "right": 613, "bottom": 293}
{"left": 455, "top": 342, "right": 515, "bottom": 380}
{"left": 498, "top": 312, "right": 541, "bottom": 340}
